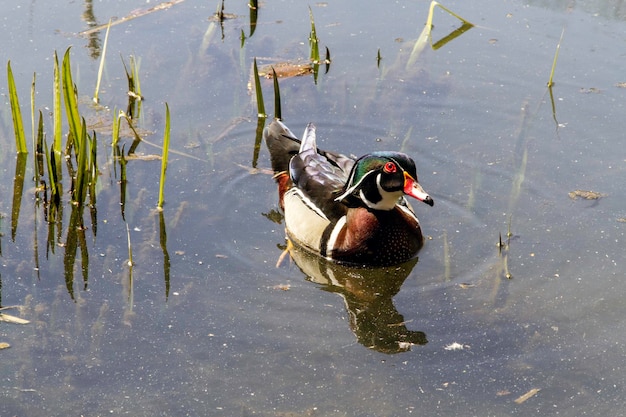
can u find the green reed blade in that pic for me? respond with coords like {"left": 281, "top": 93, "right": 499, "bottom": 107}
{"left": 272, "top": 67, "right": 282, "bottom": 120}
{"left": 111, "top": 107, "right": 121, "bottom": 148}
{"left": 93, "top": 19, "right": 112, "bottom": 104}
{"left": 253, "top": 58, "right": 266, "bottom": 118}
{"left": 157, "top": 103, "right": 171, "bottom": 210}
{"left": 7, "top": 61, "right": 28, "bottom": 154}
{"left": 308, "top": 6, "right": 320, "bottom": 64}
{"left": 548, "top": 28, "right": 565, "bottom": 87}
{"left": 53, "top": 51, "right": 63, "bottom": 156}
{"left": 62, "top": 48, "right": 82, "bottom": 155}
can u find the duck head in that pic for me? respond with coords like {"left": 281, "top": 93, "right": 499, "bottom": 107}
{"left": 335, "top": 152, "right": 434, "bottom": 210}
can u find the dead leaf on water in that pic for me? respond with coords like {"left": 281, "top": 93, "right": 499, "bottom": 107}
{"left": 0, "top": 313, "right": 30, "bottom": 324}
{"left": 568, "top": 190, "right": 606, "bottom": 200}
{"left": 259, "top": 62, "right": 314, "bottom": 79}
{"left": 0, "top": 342, "right": 10, "bottom": 350}
{"left": 125, "top": 153, "right": 162, "bottom": 161}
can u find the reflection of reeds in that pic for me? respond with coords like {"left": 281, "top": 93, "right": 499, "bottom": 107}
{"left": 6, "top": 45, "right": 172, "bottom": 299}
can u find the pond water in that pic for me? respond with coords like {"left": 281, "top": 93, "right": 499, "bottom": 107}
{"left": 1, "top": 0, "right": 626, "bottom": 415}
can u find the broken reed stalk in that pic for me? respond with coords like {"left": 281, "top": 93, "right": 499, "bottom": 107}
{"left": 157, "top": 103, "right": 171, "bottom": 210}
{"left": 407, "top": 1, "right": 473, "bottom": 69}
{"left": 7, "top": 61, "right": 28, "bottom": 154}
{"left": 93, "top": 19, "right": 112, "bottom": 104}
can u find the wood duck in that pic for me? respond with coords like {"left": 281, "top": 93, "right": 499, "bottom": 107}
{"left": 264, "top": 119, "right": 434, "bottom": 266}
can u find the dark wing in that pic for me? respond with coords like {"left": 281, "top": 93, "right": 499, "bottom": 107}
{"left": 264, "top": 120, "right": 301, "bottom": 173}
{"left": 290, "top": 147, "right": 352, "bottom": 221}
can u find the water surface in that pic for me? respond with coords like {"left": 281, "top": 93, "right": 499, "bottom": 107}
{"left": 1, "top": 0, "right": 626, "bottom": 415}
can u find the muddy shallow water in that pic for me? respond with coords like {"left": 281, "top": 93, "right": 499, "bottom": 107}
{"left": 1, "top": 0, "right": 626, "bottom": 415}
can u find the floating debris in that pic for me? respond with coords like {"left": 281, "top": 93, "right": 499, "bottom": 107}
{"left": 272, "top": 284, "right": 291, "bottom": 291}
{"left": 514, "top": 388, "right": 541, "bottom": 404}
{"left": 0, "top": 313, "right": 30, "bottom": 324}
{"left": 0, "top": 342, "right": 10, "bottom": 350}
{"left": 259, "top": 62, "right": 314, "bottom": 79}
{"left": 444, "top": 342, "right": 469, "bottom": 351}
{"left": 568, "top": 190, "right": 606, "bottom": 200}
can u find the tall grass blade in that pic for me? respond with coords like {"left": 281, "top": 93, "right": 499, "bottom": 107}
{"left": 62, "top": 48, "right": 82, "bottom": 155}
{"left": 253, "top": 58, "right": 266, "bottom": 118}
{"left": 157, "top": 103, "right": 171, "bottom": 210}
{"left": 93, "top": 19, "right": 112, "bottom": 104}
{"left": 53, "top": 51, "right": 63, "bottom": 158}
{"left": 7, "top": 61, "right": 28, "bottom": 154}
{"left": 547, "top": 28, "right": 565, "bottom": 87}
{"left": 272, "top": 68, "right": 281, "bottom": 120}
{"left": 112, "top": 108, "right": 122, "bottom": 148}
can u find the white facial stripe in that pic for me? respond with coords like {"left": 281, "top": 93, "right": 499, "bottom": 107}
{"left": 334, "top": 169, "right": 376, "bottom": 202}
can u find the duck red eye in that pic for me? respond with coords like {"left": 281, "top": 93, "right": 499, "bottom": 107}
{"left": 383, "top": 162, "right": 397, "bottom": 173}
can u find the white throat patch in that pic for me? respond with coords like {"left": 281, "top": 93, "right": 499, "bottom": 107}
{"left": 359, "top": 174, "right": 402, "bottom": 210}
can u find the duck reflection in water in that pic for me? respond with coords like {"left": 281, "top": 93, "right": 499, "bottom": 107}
{"left": 284, "top": 242, "right": 427, "bottom": 354}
